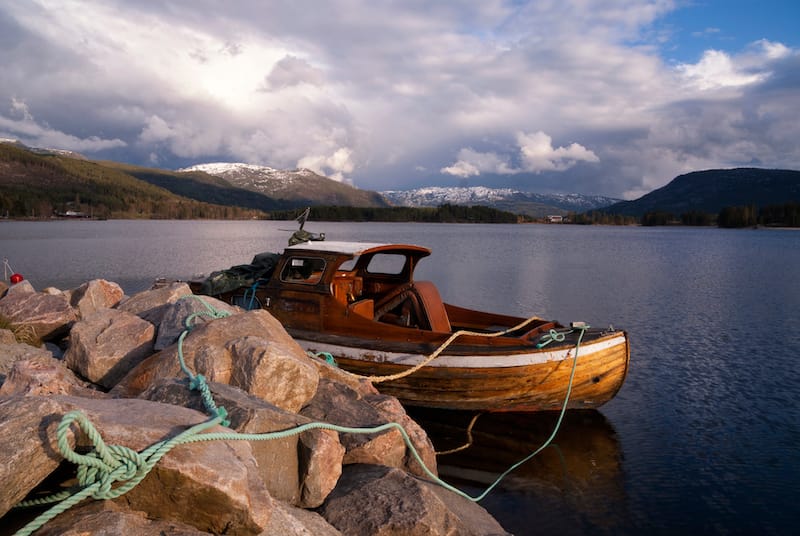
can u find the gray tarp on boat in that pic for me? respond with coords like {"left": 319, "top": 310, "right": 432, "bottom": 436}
{"left": 198, "top": 251, "right": 280, "bottom": 296}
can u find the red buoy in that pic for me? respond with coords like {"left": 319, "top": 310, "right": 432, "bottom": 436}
{"left": 9, "top": 273, "right": 23, "bottom": 284}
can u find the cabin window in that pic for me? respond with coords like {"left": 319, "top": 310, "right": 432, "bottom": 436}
{"left": 365, "top": 253, "right": 407, "bottom": 275}
{"left": 280, "top": 256, "right": 326, "bottom": 284}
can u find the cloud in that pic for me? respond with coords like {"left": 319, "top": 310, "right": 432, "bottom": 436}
{"left": 0, "top": 98, "right": 126, "bottom": 152}
{"left": 298, "top": 147, "right": 355, "bottom": 183}
{"left": 263, "top": 55, "right": 325, "bottom": 90}
{"left": 441, "top": 131, "right": 599, "bottom": 177}
{"left": 0, "top": 1, "right": 798, "bottom": 198}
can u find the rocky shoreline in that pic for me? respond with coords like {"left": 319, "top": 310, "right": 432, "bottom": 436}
{"left": 0, "top": 278, "right": 510, "bottom": 535}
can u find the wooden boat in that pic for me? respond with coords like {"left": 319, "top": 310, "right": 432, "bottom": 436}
{"left": 190, "top": 237, "right": 630, "bottom": 412}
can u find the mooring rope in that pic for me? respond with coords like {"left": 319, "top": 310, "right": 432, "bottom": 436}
{"left": 367, "top": 314, "right": 545, "bottom": 383}
{"left": 10, "top": 297, "right": 587, "bottom": 536}
{"left": 3, "top": 258, "right": 14, "bottom": 281}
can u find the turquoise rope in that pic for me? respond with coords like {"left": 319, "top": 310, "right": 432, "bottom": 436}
{"left": 11, "top": 294, "right": 588, "bottom": 535}
{"left": 536, "top": 328, "right": 572, "bottom": 348}
{"left": 175, "top": 295, "right": 231, "bottom": 425}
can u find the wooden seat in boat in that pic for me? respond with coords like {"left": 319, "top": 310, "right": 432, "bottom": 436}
{"left": 413, "top": 281, "right": 451, "bottom": 333}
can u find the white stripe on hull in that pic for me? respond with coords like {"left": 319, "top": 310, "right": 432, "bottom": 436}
{"left": 298, "top": 332, "right": 626, "bottom": 369}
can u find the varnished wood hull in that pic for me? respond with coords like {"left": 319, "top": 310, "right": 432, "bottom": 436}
{"left": 296, "top": 329, "right": 630, "bottom": 412}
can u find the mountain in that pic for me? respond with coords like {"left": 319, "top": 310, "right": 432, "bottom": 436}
{"left": 381, "top": 186, "right": 620, "bottom": 218}
{"left": 0, "top": 143, "right": 265, "bottom": 219}
{"left": 103, "top": 161, "right": 286, "bottom": 212}
{"left": 602, "top": 168, "right": 800, "bottom": 217}
{"left": 179, "top": 163, "right": 389, "bottom": 208}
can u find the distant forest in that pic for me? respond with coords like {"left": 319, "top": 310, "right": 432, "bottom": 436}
{"left": 567, "top": 202, "right": 800, "bottom": 228}
{"left": 270, "top": 204, "right": 522, "bottom": 224}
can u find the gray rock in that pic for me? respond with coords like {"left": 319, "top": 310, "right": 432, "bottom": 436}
{"left": 0, "top": 342, "right": 53, "bottom": 384}
{"left": 0, "top": 354, "right": 103, "bottom": 397}
{"left": 318, "top": 464, "right": 511, "bottom": 536}
{"left": 70, "top": 279, "right": 125, "bottom": 318}
{"left": 116, "top": 281, "right": 192, "bottom": 325}
{"left": 140, "top": 379, "right": 344, "bottom": 509}
{"left": 0, "top": 284, "right": 77, "bottom": 341}
{"left": 153, "top": 294, "right": 240, "bottom": 350}
{"left": 112, "top": 310, "right": 319, "bottom": 410}
{"left": 64, "top": 308, "right": 155, "bottom": 389}
{"left": 0, "top": 396, "right": 75, "bottom": 518}
{"left": 48, "top": 395, "right": 273, "bottom": 535}
{"left": 28, "top": 500, "right": 211, "bottom": 535}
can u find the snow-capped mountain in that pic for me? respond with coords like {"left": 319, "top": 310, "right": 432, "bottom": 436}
{"left": 381, "top": 186, "right": 620, "bottom": 217}
{"left": 178, "top": 162, "right": 388, "bottom": 207}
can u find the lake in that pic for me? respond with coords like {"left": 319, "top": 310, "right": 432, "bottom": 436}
{"left": 2, "top": 220, "right": 799, "bottom": 535}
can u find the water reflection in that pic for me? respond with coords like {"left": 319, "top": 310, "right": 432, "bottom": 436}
{"left": 408, "top": 408, "right": 627, "bottom": 535}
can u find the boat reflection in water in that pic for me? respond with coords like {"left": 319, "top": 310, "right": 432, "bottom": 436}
{"left": 407, "top": 408, "right": 628, "bottom": 535}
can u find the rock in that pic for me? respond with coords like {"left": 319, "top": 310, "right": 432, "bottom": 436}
{"left": 48, "top": 395, "right": 273, "bottom": 535}
{"left": 365, "top": 393, "right": 438, "bottom": 479}
{"left": 153, "top": 295, "right": 240, "bottom": 351}
{"left": 112, "top": 310, "right": 319, "bottom": 410}
{"left": 318, "top": 464, "right": 511, "bottom": 536}
{"left": 3, "top": 279, "right": 35, "bottom": 296}
{"left": 70, "top": 279, "right": 125, "bottom": 318}
{"left": 28, "top": 500, "right": 211, "bottom": 536}
{"left": 0, "top": 396, "right": 75, "bottom": 518}
{"left": 308, "top": 354, "right": 380, "bottom": 398}
{"left": 0, "top": 342, "right": 54, "bottom": 384}
{"left": 64, "top": 309, "right": 155, "bottom": 389}
{"left": 301, "top": 379, "right": 408, "bottom": 471}
{"left": 116, "top": 282, "right": 192, "bottom": 325}
{"left": 0, "top": 328, "right": 16, "bottom": 344}
{"left": 0, "top": 280, "right": 7, "bottom": 297}
{"left": 0, "top": 354, "right": 104, "bottom": 397}
{"left": 140, "top": 379, "right": 344, "bottom": 508}
{"left": 263, "top": 500, "right": 343, "bottom": 535}
{"left": 0, "top": 284, "right": 77, "bottom": 341}
{"left": 228, "top": 335, "right": 319, "bottom": 413}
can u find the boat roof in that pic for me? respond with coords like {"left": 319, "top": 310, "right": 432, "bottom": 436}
{"left": 285, "top": 240, "right": 431, "bottom": 257}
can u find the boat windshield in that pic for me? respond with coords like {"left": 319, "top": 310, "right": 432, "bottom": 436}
{"left": 280, "top": 256, "right": 326, "bottom": 284}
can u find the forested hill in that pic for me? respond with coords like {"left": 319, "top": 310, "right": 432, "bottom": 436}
{"left": 0, "top": 144, "right": 265, "bottom": 219}
{"left": 603, "top": 168, "right": 800, "bottom": 217}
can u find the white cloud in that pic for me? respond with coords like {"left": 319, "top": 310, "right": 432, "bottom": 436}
{"left": 441, "top": 131, "right": 599, "bottom": 177}
{"left": 517, "top": 131, "right": 600, "bottom": 172}
{"left": 298, "top": 147, "right": 355, "bottom": 183}
{"left": 676, "top": 49, "right": 766, "bottom": 90}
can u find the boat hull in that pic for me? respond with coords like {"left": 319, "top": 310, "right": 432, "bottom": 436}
{"left": 296, "top": 330, "right": 630, "bottom": 412}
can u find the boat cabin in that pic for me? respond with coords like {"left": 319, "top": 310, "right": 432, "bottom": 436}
{"left": 261, "top": 241, "right": 452, "bottom": 332}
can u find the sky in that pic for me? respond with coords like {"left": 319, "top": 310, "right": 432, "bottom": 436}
{"left": 1, "top": 0, "right": 798, "bottom": 199}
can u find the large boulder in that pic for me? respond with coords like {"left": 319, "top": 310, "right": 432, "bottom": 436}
{"left": 0, "top": 396, "right": 75, "bottom": 518}
{"left": 28, "top": 501, "right": 210, "bottom": 536}
{"left": 64, "top": 309, "right": 155, "bottom": 389}
{"left": 0, "top": 342, "right": 54, "bottom": 384}
{"left": 44, "top": 395, "right": 273, "bottom": 535}
{"left": 0, "top": 281, "right": 77, "bottom": 341}
{"left": 112, "top": 310, "right": 319, "bottom": 414}
{"left": 318, "top": 464, "right": 511, "bottom": 536}
{"left": 152, "top": 294, "right": 240, "bottom": 350}
{"left": 116, "top": 282, "right": 192, "bottom": 325}
{"left": 70, "top": 279, "right": 125, "bottom": 318}
{"left": 0, "top": 354, "right": 103, "bottom": 397}
{"left": 140, "top": 379, "right": 344, "bottom": 508}
{"left": 301, "top": 379, "right": 437, "bottom": 476}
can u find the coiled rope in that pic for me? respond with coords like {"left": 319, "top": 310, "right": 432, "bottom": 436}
{"left": 11, "top": 295, "right": 588, "bottom": 536}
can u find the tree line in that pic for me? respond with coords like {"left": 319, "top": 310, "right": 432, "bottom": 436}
{"left": 581, "top": 202, "right": 800, "bottom": 228}
{"left": 269, "top": 204, "right": 520, "bottom": 223}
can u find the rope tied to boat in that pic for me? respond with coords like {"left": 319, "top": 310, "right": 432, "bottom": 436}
{"left": 9, "top": 294, "right": 589, "bottom": 536}
{"left": 366, "top": 314, "right": 543, "bottom": 384}
{"left": 536, "top": 328, "right": 571, "bottom": 348}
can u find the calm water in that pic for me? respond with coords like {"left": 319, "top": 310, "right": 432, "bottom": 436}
{"left": 2, "top": 220, "right": 799, "bottom": 535}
